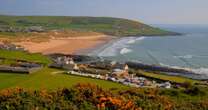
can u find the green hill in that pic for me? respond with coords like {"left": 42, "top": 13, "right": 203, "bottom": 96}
{"left": 0, "top": 15, "right": 178, "bottom": 36}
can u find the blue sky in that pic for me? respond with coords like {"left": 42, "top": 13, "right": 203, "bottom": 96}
{"left": 0, "top": 0, "right": 208, "bottom": 24}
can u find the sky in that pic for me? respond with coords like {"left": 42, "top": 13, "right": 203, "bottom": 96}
{"left": 0, "top": 0, "right": 208, "bottom": 24}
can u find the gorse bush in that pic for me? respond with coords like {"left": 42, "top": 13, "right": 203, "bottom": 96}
{"left": 0, "top": 83, "right": 208, "bottom": 110}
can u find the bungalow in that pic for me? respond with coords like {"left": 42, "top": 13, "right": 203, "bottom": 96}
{"left": 17, "top": 62, "right": 42, "bottom": 68}
{"left": 50, "top": 56, "right": 80, "bottom": 71}
{"left": 65, "top": 58, "right": 74, "bottom": 65}
{"left": 0, "top": 65, "right": 42, "bottom": 74}
{"left": 73, "top": 64, "right": 79, "bottom": 71}
{"left": 111, "top": 64, "right": 129, "bottom": 78}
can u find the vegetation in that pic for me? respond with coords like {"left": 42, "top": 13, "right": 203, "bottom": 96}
{"left": 0, "top": 58, "right": 17, "bottom": 66}
{"left": 0, "top": 67, "right": 128, "bottom": 90}
{"left": 0, "top": 15, "right": 177, "bottom": 37}
{"left": 0, "top": 49, "right": 203, "bottom": 89}
{"left": 0, "top": 49, "right": 51, "bottom": 65}
{"left": 0, "top": 49, "right": 128, "bottom": 90}
{"left": 134, "top": 69, "right": 201, "bottom": 84}
{"left": 0, "top": 29, "right": 102, "bottom": 42}
{"left": 0, "top": 49, "right": 207, "bottom": 110}
{"left": 0, "top": 83, "right": 208, "bottom": 110}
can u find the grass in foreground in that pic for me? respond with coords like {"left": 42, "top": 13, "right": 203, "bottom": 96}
{"left": 0, "top": 67, "right": 128, "bottom": 90}
{"left": 0, "top": 49, "right": 52, "bottom": 65}
{"left": 0, "top": 50, "right": 127, "bottom": 90}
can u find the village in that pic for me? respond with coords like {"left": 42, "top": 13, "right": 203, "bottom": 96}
{"left": 0, "top": 44, "right": 206, "bottom": 89}
{"left": 49, "top": 54, "right": 172, "bottom": 89}
{"left": 1, "top": 44, "right": 207, "bottom": 89}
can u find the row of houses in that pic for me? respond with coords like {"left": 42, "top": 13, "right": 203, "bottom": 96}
{"left": 49, "top": 54, "right": 205, "bottom": 80}
{"left": 67, "top": 70, "right": 171, "bottom": 89}
{"left": 48, "top": 54, "right": 172, "bottom": 88}
{"left": 0, "top": 59, "right": 43, "bottom": 74}
{"left": 101, "top": 63, "right": 171, "bottom": 88}
{"left": 49, "top": 56, "right": 79, "bottom": 71}
{"left": 0, "top": 65, "right": 42, "bottom": 74}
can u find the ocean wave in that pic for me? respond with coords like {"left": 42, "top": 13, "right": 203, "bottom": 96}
{"left": 127, "top": 37, "right": 145, "bottom": 44}
{"left": 127, "top": 39, "right": 136, "bottom": 44}
{"left": 159, "top": 63, "right": 194, "bottom": 71}
{"left": 173, "top": 54, "right": 208, "bottom": 59}
{"left": 191, "top": 68, "right": 208, "bottom": 75}
{"left": 159, "top": 63, "right": 208, "bottom": 77}
{"left": 97, "top": 37, "right": 145, "bottom": 57}
{"left": 120, "top": 48, "right": 132, "bottom": 54}
{"left": 159, "top": 63, "right": 171, "bottom": 67}
{"left": 174, "top": 55, "right": 193, "bottom": 59}
{"left": 195, "top": 55, "right": 208, "bottom": 58}
{"left": 136, "top": 37, "right": 145, "bottom": 41}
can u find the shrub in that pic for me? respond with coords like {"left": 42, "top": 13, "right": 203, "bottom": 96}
{"left": 0, "top": 83, "right": 208, "bottom": 110}
{"left": 184, "top": 86, "right": 205, "bottom": 96}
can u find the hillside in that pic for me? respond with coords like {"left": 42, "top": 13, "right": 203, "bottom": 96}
{"left": 0, "top": 15, "right": 178, "bottom": 36}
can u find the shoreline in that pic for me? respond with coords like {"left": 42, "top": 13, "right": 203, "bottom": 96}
{"left": 85, "top": 36, "right": 119, "bottom": 56}
{"left": 74, "top": 36, "right": 116, "bottom": 55}
{"left": 14, "top": 35, "right": 113, "bottom": 55}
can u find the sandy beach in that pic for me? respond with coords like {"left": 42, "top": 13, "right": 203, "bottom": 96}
{"left": 14, "top": 35, "right": 113, "bottom": 55}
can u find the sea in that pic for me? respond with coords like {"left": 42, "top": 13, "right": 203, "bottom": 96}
{"left": 89, "top": 24, "right": 208, "bottom": 79}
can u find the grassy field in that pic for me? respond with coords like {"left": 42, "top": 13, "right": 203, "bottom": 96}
{"left": 0, "top": 67, "right": 128, "bottom": 90}
{"left": 137, "top": 70, "right": 200, "bottom": 84}
{"left": 0, "top": 15, "right": 176, "bottom": 37}
{"left": 0, "top": 49, "right": 52, "bottom": 65}
{"left": 0, "top": 50, "right": 128, "bottom": 90}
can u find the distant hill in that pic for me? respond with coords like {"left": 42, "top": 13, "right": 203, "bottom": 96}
{"left": 0, "top": 15, "right": 179, "bottom": 36}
